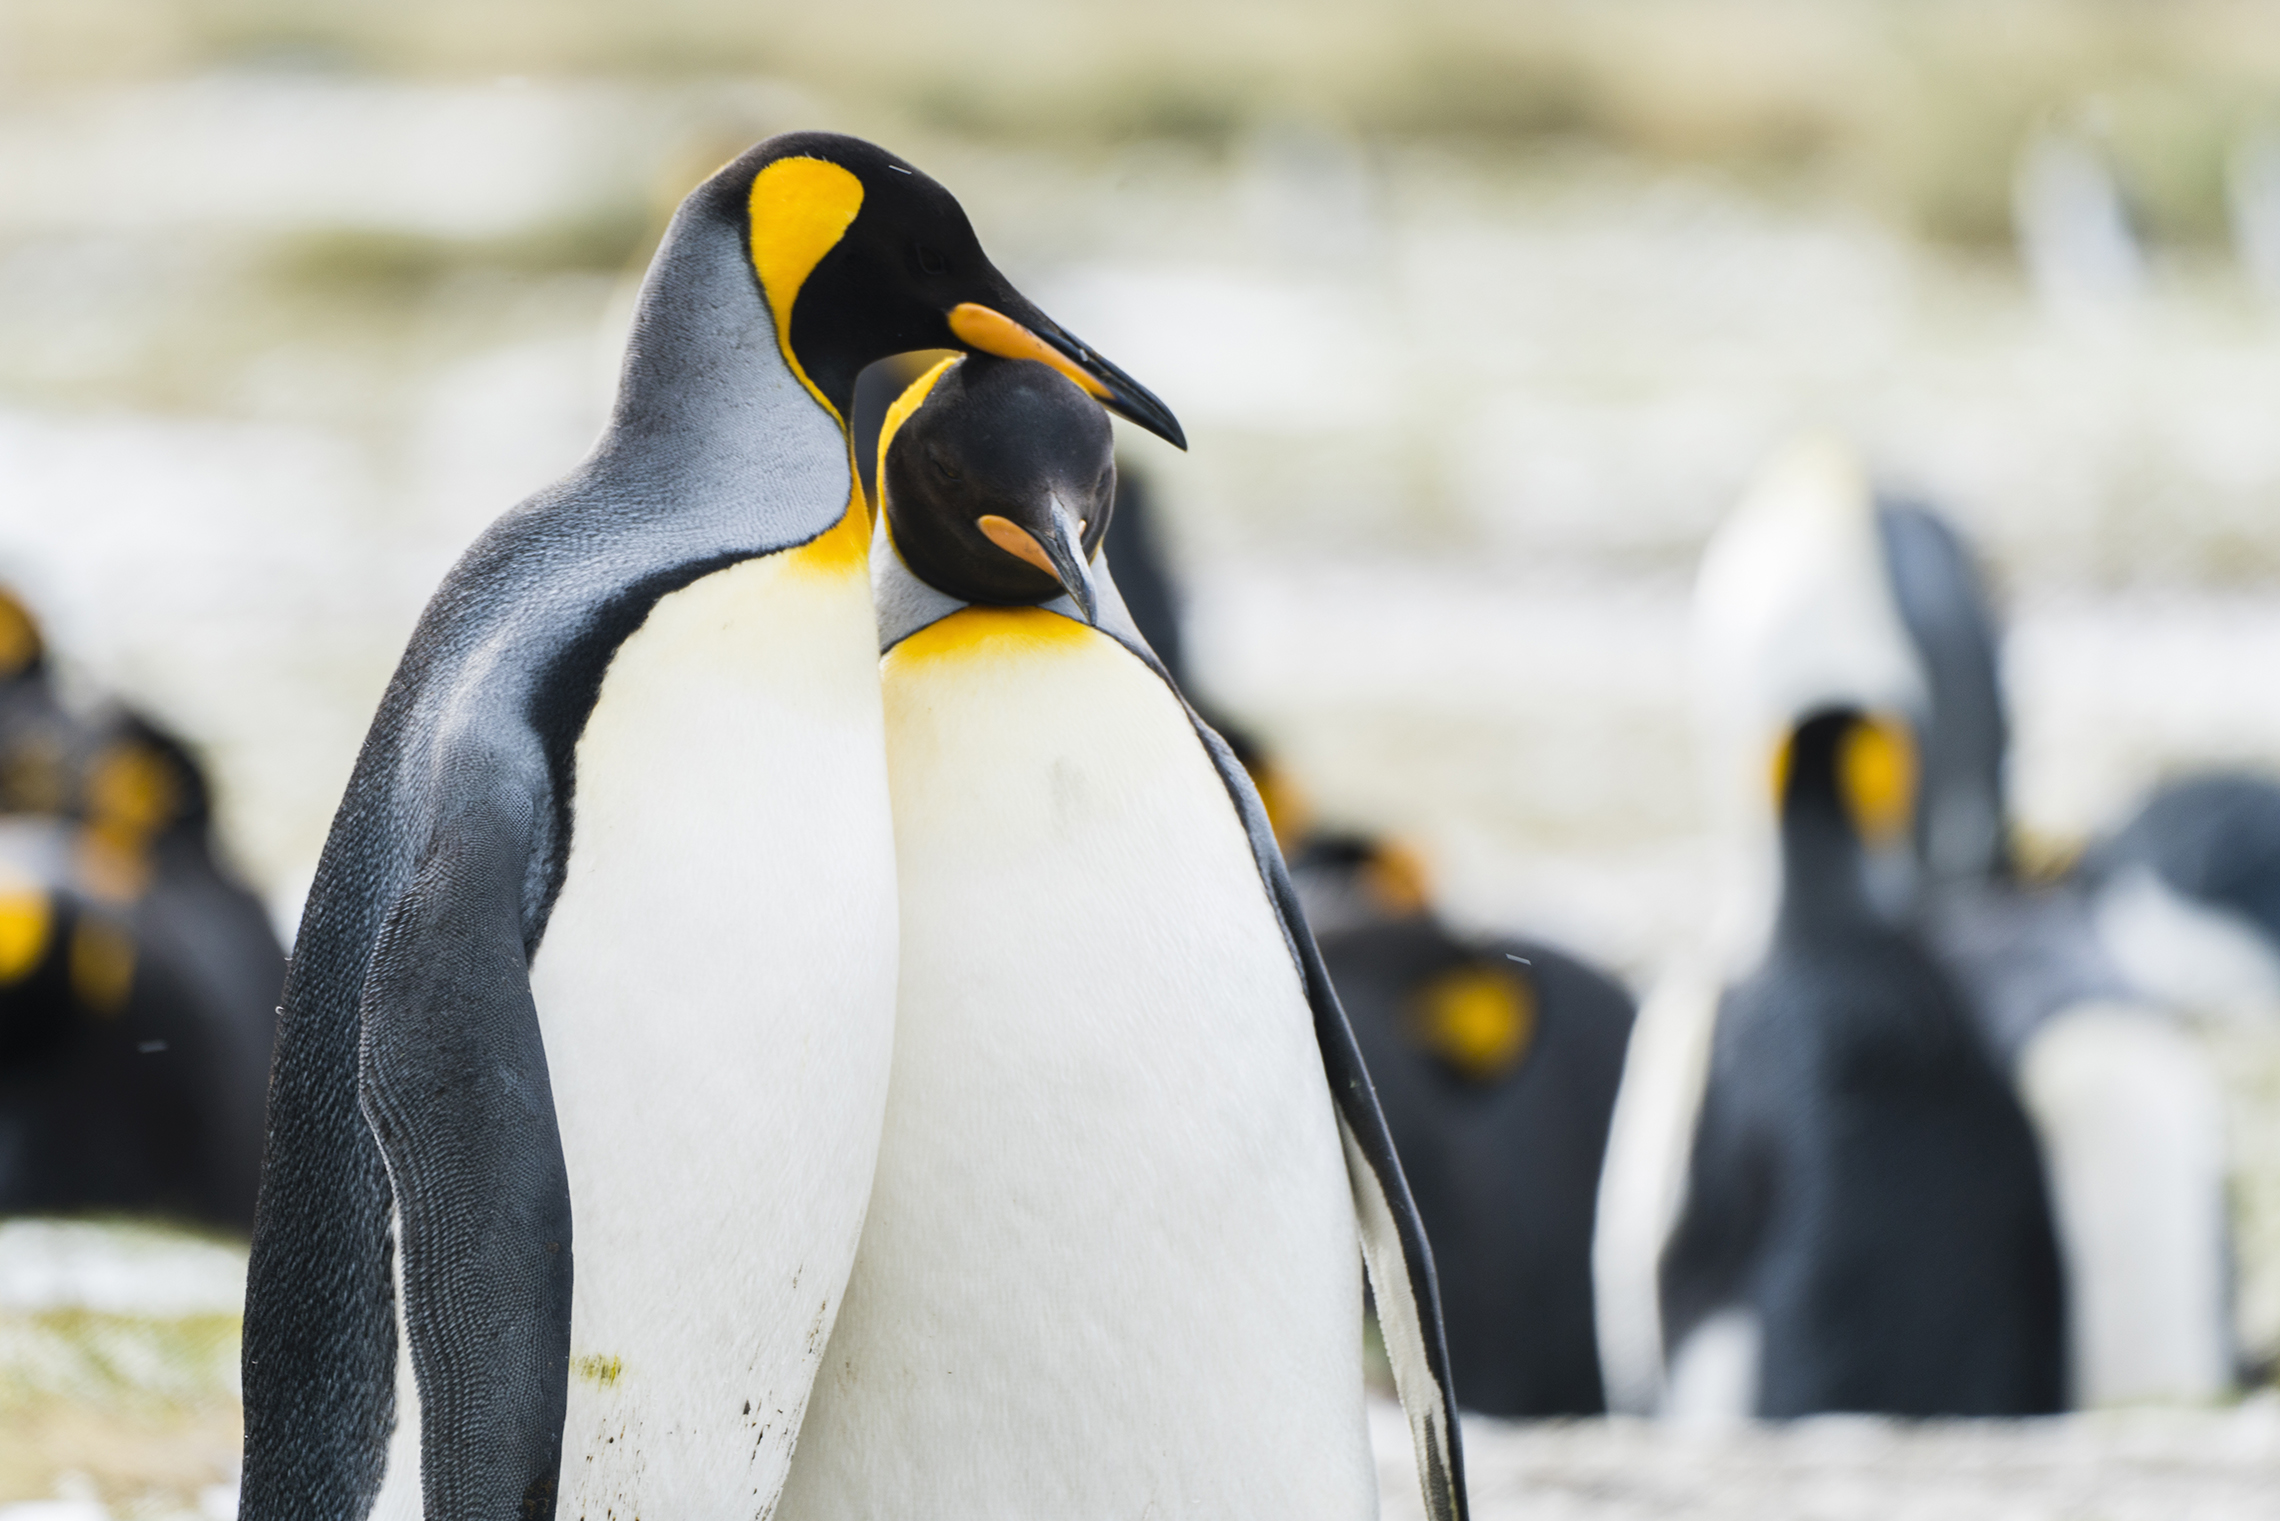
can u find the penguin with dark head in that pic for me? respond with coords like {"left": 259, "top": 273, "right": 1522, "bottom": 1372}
{"left": 727, "top": 133, "right": 1181, "bottom": 443}
{"left": 815, "top": 355, "right": 1468, "bottom": 1518}
{"left": 1326, "top": 886, "right": 1637, "bottom": 1418}
{"left": 879, "top": 353, "right": 1116, "bottom": 623}
{"left": 1660, "top": 705, "right": 2067, "bottom": 1418}
{"left": 243, "top": 132, "right": 1181, "bottom": 1521}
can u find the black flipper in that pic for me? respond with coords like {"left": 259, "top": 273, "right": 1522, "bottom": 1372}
{"left": 1656, "top": 1004, "right": 1774, "bottom": 1366}
{"left": 1184, "top": 713, "right": 1468, "bottom": 1521}
{"left": 356, "top": 782, "right": 574, "bottom": 1520}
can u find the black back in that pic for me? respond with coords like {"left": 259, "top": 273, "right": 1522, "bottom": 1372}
{"left": 1328, "top": 915, "right": 1634, "bottom": 1416}
{"left": 1661, "top": 710, "right": 2068, "bottom": 1417}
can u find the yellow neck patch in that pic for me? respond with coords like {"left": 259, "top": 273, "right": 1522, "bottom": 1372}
{"left": 748, "top": 156, "right": 865, "bottom": 424}
{"left": 887, "top": 605, "right": 1096, "bottom": 672}
{"left": 1408, "top": 963, "right": 1537, "bottom": 1084}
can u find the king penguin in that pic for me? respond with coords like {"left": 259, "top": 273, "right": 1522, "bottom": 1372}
{"left": 1658, "top": 705, "right": 2069, "bottom": 1417}
{"left": 240, "top": 133, "right": 1183, "bottom": 1521}
{"left": 776, "top": 354, "right": 1466, "bottom": 1519}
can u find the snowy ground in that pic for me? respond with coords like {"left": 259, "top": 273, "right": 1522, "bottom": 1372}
{"left": 5, "top": 1217, "right": 2279, "bottom": 1519}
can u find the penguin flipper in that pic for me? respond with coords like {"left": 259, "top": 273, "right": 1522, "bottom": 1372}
{"left": 355, "top": 792, "right": 574, "bottom": 1520}
{"left": 1186, "top": 716, "right": 1470, "bottom": 1521}
{"left": 1657, "top": 1009, "right": 1773, "bottom": 1367}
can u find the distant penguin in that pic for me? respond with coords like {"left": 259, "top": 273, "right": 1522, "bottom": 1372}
{"left": 1875, "top": 501, "right": 2131, "bottom": 1062}
{"left": 2087, "top": 771, "right": 2280, "bottom": 1013}
{"left": 0, "top": 809, "right": 273, "bottom": 1230}
{"left": 241, "top": 134, "right": 1184, "bottom": 1521}
{"left": 0, "top": 588, "right": 283, "bottom": 1231}
{"left": 1603, "top": 443, "right": 2225, "bottom": 1417}
{"left": 1659, "top": 706, "right": 2069, "bottom": 1418}
{"left": 1877, "top": 500, "right": 2234, "bottom": 1405}
{"left": 1316, "top": 852, "right": 1635, "bottom": 1418}
{"left": 779, "top": 354, "right": 1466, "bottom": 1519}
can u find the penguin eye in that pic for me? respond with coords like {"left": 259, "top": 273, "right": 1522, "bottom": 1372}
{"left": 930, "top": 450, "right": 962, "bottom": 483}
{"left": 914, "top": 244, "right": 949, "bottom": 276}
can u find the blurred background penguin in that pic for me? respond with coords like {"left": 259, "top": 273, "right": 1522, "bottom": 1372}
{"left": 1596, "top": 438, "right": 2242, "bottom": 1419}
{"left": 0, "top": 585, "right": 284, "bottom": 1232}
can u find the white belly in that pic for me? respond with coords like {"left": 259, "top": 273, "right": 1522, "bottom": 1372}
{"left": 778, "top": 607, "right": 1373, "bottom": 1520}
{"left": 525, "top": 542, "right": 897, "bottom": 1517}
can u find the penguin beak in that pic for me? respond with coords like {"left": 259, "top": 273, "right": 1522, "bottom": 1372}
{"left": 976, "top": 498, "right": 1099, "bottom": 626}
{"left": 947, "top": 302, "right": 1186, "bottom": 452}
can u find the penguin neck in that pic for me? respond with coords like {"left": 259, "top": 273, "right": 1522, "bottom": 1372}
{"left": 1772, "top": 787, "right": 1880, "bottom": 948}
{"left": 593, "top": 195, "right": 852, "bottom": 502}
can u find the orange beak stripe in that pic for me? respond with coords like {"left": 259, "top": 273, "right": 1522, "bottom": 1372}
{"left": 975, "top": 514, "right": 1062, "bottom": 580}
{"left": 947, "top": 304, "right": 1113, "bottom": 404}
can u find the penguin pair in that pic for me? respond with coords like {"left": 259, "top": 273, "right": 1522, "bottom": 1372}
{"left": 1656, "top": 705, "right": 2067, "bottom": 1416}
{"left": 243, "top": 134, "right": 1462, "bottom": 1521}
{"left": 0, "top": 587, "right": 283, "bottom": 1232}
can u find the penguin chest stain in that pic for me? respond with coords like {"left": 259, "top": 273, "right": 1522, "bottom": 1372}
{"left": 776, "top": 606, "right": 1375, "bottom": 1519}
{"left": 529, "top": 546, "right": 899, "bottom": 1514}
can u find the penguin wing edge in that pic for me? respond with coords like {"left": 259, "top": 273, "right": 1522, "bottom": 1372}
{"left": 1183, "top": 714, "right": 1470, "bottom": 1521}
{"left": 353, "top": 791, "right": 574, "bottom": 1520}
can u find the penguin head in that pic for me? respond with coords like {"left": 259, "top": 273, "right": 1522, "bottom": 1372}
{"left": 724, "top": 133, "right": 1183, "bottom": 447}
{"left": 878, "top": 355, "right": 1115, "bottom": 624}
{"left": 1773, "top": 706, "right": 1921, "bottom": 924}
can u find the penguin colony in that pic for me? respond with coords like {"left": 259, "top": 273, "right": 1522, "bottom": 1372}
{"left": 1596, "top": 441, "right": 2246, "bottom": 1420}
{"left": 0, "top": 587, "right": 284, "bottom": 1230}
{"left": 1, "top": 113, "right": 2263, "bottom": 1512}
{"left": 1658, "top": 705, "right": 2068, "bottom": 1416}
{"left": 240, "top": 134, "right": 1466, "bottom": 1521}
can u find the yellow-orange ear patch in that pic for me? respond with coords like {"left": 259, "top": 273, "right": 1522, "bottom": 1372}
{"left": 1361, "top": 840, "right": 1433, "bottom": 918}
{"left": 0, "top": 593, "right": 38, "bottom": 678}
{"left": 1408, "top": 963, "right": 1537, "bottom": 1084}
{"left": 1840, "top": 713, "right": 1918, "bottom": 846}
{"left": 86, "top": 743, "right": 179, "bottom": 839}
{"left": 877, "top": 355, "right": 961, "bottom": 495}
{"left": 0, "top": 889, "right": 50, "bottom": 984}
{"left": 748, "top": 157, "right": 865, "bottom": 420}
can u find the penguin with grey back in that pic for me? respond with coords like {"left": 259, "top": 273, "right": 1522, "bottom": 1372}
{"left": 1875, "top": 501, "right": 2134, "bottom": 1066}
{"left": 241, "top": 133, "right": 1181, "bottom": 1520}
{"left": 2087, "top": 771, "right": 2280, "bottom": 1011}
{"left": 1659, "top": 705, "right": 2068, "bottom": 1417}
{"left": 779, "top": 352, "right": 1466, "bottom": 1519}
{"left": 1874, "top": 499, "right": 2237, "bottom": 1403}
